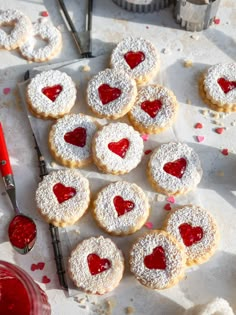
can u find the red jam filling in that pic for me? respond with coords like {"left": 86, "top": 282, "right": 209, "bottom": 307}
{"left": 113, "top": 196, "right": 135, "bottom": 217}
{"left": 144, "top": 246, "right": 166, "bottom": 270}
{"left": 141, "top": 99, "right": 162, "bottom": 118}
{"left": 42, "top": 85, "right": 63, "bottom": 102}
{"left": 53, "top": 183, "right": 76, "bottom": 204}
{"left": 108, "top": 138, "right": 130, "bottom": 158}
{"left": 87, "top": 253, "right": 111, "bottom": 275}
{"left": 179, "top": 223, "right": 204, "bottom": 247}
{"left": 124, "top": 51, "right": 145, "bottom": 69}
{"left": 163, "top": 158, "right": 187, "bottom": 179}
{"left": 217, "top": 77, "right": 236, "bottom": 94}
{"left": 8, "top": 215, "right": 36, "bottom": 250}
{"left": 98, "top": 84, "right": 122, "bottom": 105}
{"left": 64, "top": 127, "right": 87, "bottom": 147}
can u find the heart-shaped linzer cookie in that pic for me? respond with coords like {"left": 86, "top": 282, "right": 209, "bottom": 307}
{"left": 113, "top": 196, "right": 135, "bottom": 217}
{"left": 124, "top": 51, "right": 145, "bottom": 69}
{"left": 217, "top": 77, "right": 236, "bottom": 94}
{"left": 163, "top": 158, "right": 187, "bottom": 179}
{"left": 64, "top": 127, "right": 87, "bottom": 147}
{"left": 53, "top": 183, "right": 76, "bottom": 204}
{"left": 144, "top": 246, "right": 166, "bottom": 270}
{"left": 98, "top": 84, "right": 121, "bottom": 105}
{"left": 141, "top": 99, "right": 162, "bottom": 118}
{"left": 42, "top": 84, "right": 63, "bottom": 102}
{"left": 179, "top": 223, "right": 203, "bottom": 247}
{"left": 87, "top": 253, "right": 111, "bottom": 275}
{"left": 108, "top": 138, "right": 130, "bottom": 158}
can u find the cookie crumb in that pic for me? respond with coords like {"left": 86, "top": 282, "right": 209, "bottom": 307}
{"left": 190, "top": 33, "right": 200, "bottom": 40}
{"left": 125, "top": 306, "right": 135, "bottom": 314}
{"left": 183, "top": 60, "right": 193, "bottom": 68}
{"left": 156, "top": 194, "right": 165, "bottom": 202}
{"left": 217, "top": 171, "right": 224, "bottom": 177}
{"left": 211, "top": 112, "right": 220, "bottom": 119}
{"left": 201, "top": 109, "right": 208, "bottom": 116}
{"left": 186, "top": 99, "right": 192, "bottom": 105}
{"left": 81, "top": 65, "right": 91, "bottom": 72}
{"left": 162, "top": 48, "right": 171, "bottom": 55}
{"left": 50, "top": 161, "right": 57, "bottom": 168}
{"left": 231, "top": 121, "right": 236, "bottom": 126}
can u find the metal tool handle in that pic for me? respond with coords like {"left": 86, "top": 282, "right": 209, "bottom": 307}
{"left": 0, "top": 123, "right": 13, "bottom": 177}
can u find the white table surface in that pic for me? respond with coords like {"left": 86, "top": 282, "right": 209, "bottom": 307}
{"left": 0, "top": 1, "right": 236, "bottom": 314}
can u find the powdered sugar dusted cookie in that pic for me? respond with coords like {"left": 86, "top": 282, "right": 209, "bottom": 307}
{"left": 68, "top": 236, "right": 124, "bottom": 294}
{"left": 147, "top": 142, "right": 202, "bottom": 196}
{"left": 0, "top": 9, "right": 32, "bottom": 50}
{"left": 93, "top": 181, "right": 150, "bottom": 235}
{"left": 35, "top": 169, "right": 90, "bottom": 227}
{"left": 87, "top": 68, "right": 137, "bottom": 119}
{"left": 19, "top": 20, "right": 62, "bottom": 62}
{"left": 130, "top": 230, "right": 186, "bottom": 290}
{"left": 184, "top": 298, "right": 235, "bottom": 315}
{"left": 128, "top": 85, "right": 178, "bottom": 134}
{"left": 110, "top": 37, "right": 160, "bottom": 84}
{"left": 49, "top": 114, "right": 99, "bottom": 168}
{"left": 163, "top": 205, "right": 219, "bottom": 266}
{"left": 27, "top": 70, "right": 77, "bottom": 119}
{"left": 92, "top": 122, "right": 144, "bottom": 175}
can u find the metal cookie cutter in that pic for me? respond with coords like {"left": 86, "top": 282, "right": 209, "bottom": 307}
{"left": 112, "top": 0, "right": 174, "bottom": 13}
{"left": 175, "top": 0, "right": 221, "bottom": 32}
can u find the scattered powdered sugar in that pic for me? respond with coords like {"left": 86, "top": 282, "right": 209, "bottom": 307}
{"left": 204, "top": 63, "right": 236, "bottom": 105}
{"left": 149, "top": 142, "right": 202, "bottom": 194}
{"left": 0, "top": 9, "right": 32, "bottom": 49}
{"left": 130, "top": 85, "right": 178, "bottom": 128}
{"left": 87, "top": 68, "right": 137, "bottom": 118}
{"left": 165, "top": 205, "right": 219, "bottom": 262}
{"left": 94, "top": 181, "right": 150, "bottom": 234}
{"left": 19, "top": 20, "right": 62, "bottom": 61}
{"left": 35, "top": 169, "right": 90, "bottom": 223}
{"left": 130, "top": 231, "right": 185, "bottom": 289}
{"left": 50, "top": 114, "right": 98, "bottom": 163}
{"left": 93, "top": 122, "right": 144, "bottom": 173}
{"left": 27, "top": 70, "right": 76, "bottom": 116}
{"left": 68, "top": 236, "right": 124, "bottom": 294}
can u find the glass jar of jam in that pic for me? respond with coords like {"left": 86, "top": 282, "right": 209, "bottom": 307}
{"left": 0, "top": 260, "right": 51, "bottom": 315}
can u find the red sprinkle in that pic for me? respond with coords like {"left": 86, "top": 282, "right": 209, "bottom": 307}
{"left": 145, "top": 222, "right": 153, "bottom": 229}
{"left": 166, "top": 196, "right": 175, "bottom": 204}
{"left": 41, "top": 11, "right": 49, "bottom": 17}
{"left": 3, "top": 87, "right": 11, "bottom": 95}
{"left": 141, "top": 134, "right": 149, "bottom": 141}
{"left": 42, "top": 276, "right": 51, "bottom": 284}
{"left": 195, "top": 122, "right": 203, "bottom": 129}
{"left": 144, "top": 149, "right": 152, "bottom": 155}
{"left": 31, "top": 264, "right": 37, "bottom": 271}
{"left": 221, "top": 149, "right": 229, "bottom": 156}
{"left": 164, "top": 203, "right": 171, "bottom": 211}
{"left": 215, "top": 127, "right": 224, "bottom": 134}
{"left": 214, "top": 18, "right": 220, "bottom": 25}
{"left": 38, "top": 262, "right": 45, "bottom": 270}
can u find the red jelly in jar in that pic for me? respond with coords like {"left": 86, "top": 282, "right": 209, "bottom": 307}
{"left": 0, "top": 260, "right": 51, "bottom": 315}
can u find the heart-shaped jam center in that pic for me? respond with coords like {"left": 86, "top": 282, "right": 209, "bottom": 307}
{"left": 108, "top": 138, "right": 130, "bottom": 158}
{"left": 217, "top": 77, "right": 236, "bottom": 94}
{"left": 163, "top": 158, "right": 187, "bottom": 179}
{"left": 64, "top": 127, "right": 87, "bottom": 147}
{"left": 42, "top": 85, "right": 63, "bottom": 102}
{"left": 124, "top": 51, "right": 145, "bottom": 69}
{"left": 144, "top": 246, "right": 166, "bottom": 270}
{"left": 179, "top": 223, "right": 204, "bottom": 247}
{"left": 87, "top": 253, "right": 111, "bottom": 275}
{"left": 141, "top": 99, "right": 162, "bottom": 118}
{"left": 53, "top": 183, "right": 76, "bottom": 204}
{"left": 98, "top": 84, "right": 122, "bottom": 105}
{"left": 113, "top": 196, "right": 135, "bottom": 217}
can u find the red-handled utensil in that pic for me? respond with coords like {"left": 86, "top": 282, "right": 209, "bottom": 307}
{"left": 0, "top": 122, "right": 37, "bottom": 255}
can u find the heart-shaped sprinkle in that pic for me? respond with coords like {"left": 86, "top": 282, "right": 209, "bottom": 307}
{"left": 64, "top": 127, "right": 87, "bottom": 147}
{"left": 41, "top": 11, "right": 49, "bottom": 17}
{"left": 221, "top": 148, "right": 229, "bottom": 156}
{"left": 3, "top": 87, "right": 11, "bottom": 95}
{"left": 31, "top": 262, "right": 45, "bottom": 271}
{"left": 31, "top": 264, "right": 37, "bottom": 271}
{"left": 217, "top": 78, "right": 236, "bottom": 94}
{"left": 215, "top": 127, "right": 224, "bottom": 134}
{"left": 87, "top": 253, "right": 111, "bottom": 275}
{"left": 141, "top": 134, "right": 149, "bottom": 141}
{"left": 124, "top": 51, "right": 145, "bottom": 69}
{"left": 144, "top": 149, "right": 152, "bottom": 155}
{"left": 145, "top": 221, "right": 153, "bottom": 229}
{"left": 214, "top": 17, "right": 220, "bottom": 24}
{"left": 42, "top": 85, "right": 63, "bottom": 102}
{"left": 166, "top": 196, "right": 175, "bottom": 203}
{"left": 179, "top": 223, "right": 203, "bottom": 247}
{"left": 38, "top": 262, "right": 45, "bottom": 270}
{"left": 98, "top": 84, "right": 121, "bottom": 105}
{"left": 108, "top": 138, "right": 130, "bottom": 158}
{"left": 144, "top": 246, "right": 166, "bottom": 270}
{"left": 113, "top": 196, "right": 135, "bottom": 217}
{"left": 53, "top": 183, "right": 76, "bottom": 204}
{"left": 42, "top": 276, "right": 51, "bottom": 284}
{"left": 141, "top": 100, "right": 162, "bottom": 118}
{"left": 164, "top": 203, "right": 171, "bottom": 211}
{"left": 196, "top": 135, "right": 205, "bottom": 143}
{"left": 195, "top": 122, "right": 203, "bottom": 129}
{"left": 163, "top": 158, "right": 187, "bottom": 179}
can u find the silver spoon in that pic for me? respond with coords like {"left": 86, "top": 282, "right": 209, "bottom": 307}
{"left": 0, "top": 122, "right": 37, "bottom": 254}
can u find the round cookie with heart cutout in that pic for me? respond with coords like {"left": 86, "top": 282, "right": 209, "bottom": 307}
{"left": 68, "top": 236, "right": 125, "bottom": 294}
{"left": 163, "top": 205, "right": 219, "bottom": 266}
{"left": 86, "top": 68, "right": 137, "bottom": 119}
{"left": 199, "top": 63, "right": 236, "bottom": 112}
{"left": 35, "top": 169, "right": 90, "bottom": 227}
{"left": 26, "top": 70, "right": 77, "bottom": 119}
{"left": 92, "top": 122, "right": 144, "bottom": 175}
{"left": 128, "top": 85, "right": 178, "bottom": 134}
{"left": 49, "top": 113, "right": 99, "bottom": 168}
{"left": 110, "top": 36, "right": 160, "bottom": 84}
{"left": 93, "top": 181, "right": 150, "bottom": 235}
{"left": 129, "top": 230, "right": 186, "bottom": 290}
{"left": 147, "top": 142, "right": 203, "bottom": 196}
